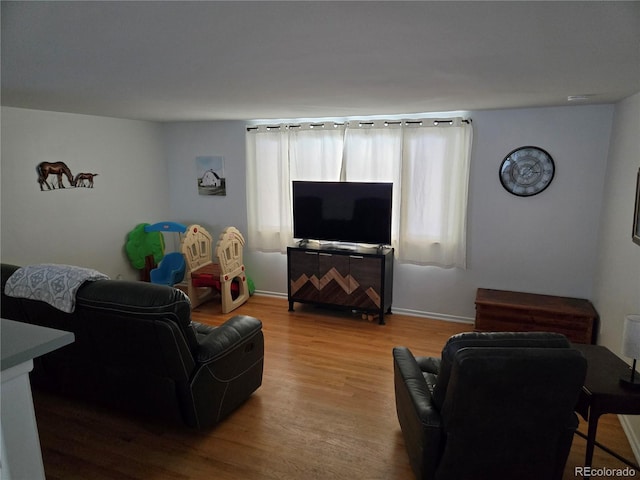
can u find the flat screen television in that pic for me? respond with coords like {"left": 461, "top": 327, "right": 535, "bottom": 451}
{"left": 292, "top": 181, "right": 393, "bottom": 245}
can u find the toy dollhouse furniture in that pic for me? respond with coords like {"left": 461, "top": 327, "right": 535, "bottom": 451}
{"left": 393, "top": 332, "right": 587, "bottom": 480}
{"left": 180, "top": 225, "right": 250, "bottom": 312}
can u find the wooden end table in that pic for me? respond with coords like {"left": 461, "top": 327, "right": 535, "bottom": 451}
{"left": 572, "top": 343, "right": 640, "bottom": 471}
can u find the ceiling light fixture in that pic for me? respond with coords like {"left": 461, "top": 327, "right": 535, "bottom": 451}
{"left": 567, "top": 95, "right": 593, "bottom": 102}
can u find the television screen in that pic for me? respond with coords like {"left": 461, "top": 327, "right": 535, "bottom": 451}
{"left": 292, "top": 181, "right": 393, "bottom": 245}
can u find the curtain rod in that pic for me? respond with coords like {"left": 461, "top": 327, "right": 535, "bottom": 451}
{"left": 247, "top": 118, "right": 471, "bottom": 131}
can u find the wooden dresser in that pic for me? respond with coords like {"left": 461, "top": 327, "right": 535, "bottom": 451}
{"left": 474, "top": 288, "right": 598, "bottom": 344}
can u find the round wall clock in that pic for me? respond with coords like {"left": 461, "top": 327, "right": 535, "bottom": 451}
{"left": 499, "top": 146, "right": 555, "bottom": 197}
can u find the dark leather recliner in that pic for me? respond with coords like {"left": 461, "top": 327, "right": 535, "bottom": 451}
{"left": 393, "top": 332, "right": 587, "bottom": 480}
{"left": 1, "top": 263, "right": 264, "bottom": 430}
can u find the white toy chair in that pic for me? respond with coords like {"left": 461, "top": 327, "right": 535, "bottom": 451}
{"left": 214, "top": 227, "right": 250, "bottom": 313}
{"left": 180, "top": 224, "right": 249, "bottom": 313}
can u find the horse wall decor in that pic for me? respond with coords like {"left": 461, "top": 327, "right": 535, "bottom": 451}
{"left": 37, "top": 161, "right": 75, "bottom": 190}
{"left": 35, "top": 162, "right": 99, "bottom": 191}
{"left": 74, "top": 173, "right": 99, "bottom": 188}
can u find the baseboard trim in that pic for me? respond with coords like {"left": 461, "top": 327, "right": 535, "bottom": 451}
{"left": 253, "top": 292, "right": 475, "bottom": 325}
{"left": 618, "top": 414, "right": 640, "bottom": 465}
{"left": 390, "top": 307, "right": 474, "bottom": 324}
{"left": 254, "top": 290, "right": 288, "bottom": 299}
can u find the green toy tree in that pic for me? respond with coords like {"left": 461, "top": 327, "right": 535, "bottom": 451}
{"left": 125, "top": 223, "right": 165, "bottom": 281}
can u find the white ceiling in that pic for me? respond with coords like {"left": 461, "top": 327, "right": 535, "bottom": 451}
{"left": 2, "top": 1, "right": 639, "bottom": 122}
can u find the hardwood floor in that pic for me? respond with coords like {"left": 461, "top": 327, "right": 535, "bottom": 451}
{"left": 32, "top": 295, "right": 637, "bottom": 479}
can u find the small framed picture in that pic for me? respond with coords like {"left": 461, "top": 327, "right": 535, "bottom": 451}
{"left": 196, "top": 156, "right": 226, "bottom": 196}
{"left": 633, "top": 167, "right": 640, "bottom": 246}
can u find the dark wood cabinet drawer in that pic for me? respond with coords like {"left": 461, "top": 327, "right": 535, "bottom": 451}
{"left": 289, "top": 250, "right": 319, "bottom": 302}
{"left": 318, "top": 252, "right": 350, "bottom": 305}
{"left": 348, "top": 255, "right": 382, "bottom": 310}
{"left": 475, "top": 288, "right": 598, "bottom": 344}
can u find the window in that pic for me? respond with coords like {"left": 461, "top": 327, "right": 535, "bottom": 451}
{"left": 246, "top": 118, "right": 472, "bottom": 268}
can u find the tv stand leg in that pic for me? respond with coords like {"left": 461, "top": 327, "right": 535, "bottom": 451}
{"left": 288, "top": 300, "right": 294, "bottom": 312}
{"left": 378, "top": 307, "right": 392, "bottom": 325}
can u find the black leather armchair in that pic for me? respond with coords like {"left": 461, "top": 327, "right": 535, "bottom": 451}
{"left": 1, "top": 263, "right": 264, "bottom": 430}
{"left": 393, "top": 332, "right": 587, "bottom": 480}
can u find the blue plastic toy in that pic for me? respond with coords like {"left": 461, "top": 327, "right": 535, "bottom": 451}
{"left": 144, "top": 222, "right": 188, "bottom": 286}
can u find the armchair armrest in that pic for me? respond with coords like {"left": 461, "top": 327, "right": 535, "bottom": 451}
{"left": 393, "top": 347, "right": 442, "bottom": 428}
{"left": 186, "top": 315, "right": 264, "bottom": 429}
{"left": 393, "top": 347, "right": 443, "bottom": 480}
{"left": 196, "top": 315, "right": 262, "bottom": 363}
{"left": 416, "top": 356, "right": 441, "bottom": 375}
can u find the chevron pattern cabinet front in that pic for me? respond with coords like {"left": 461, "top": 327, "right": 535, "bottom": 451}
{"left": 287, "top": 245, "right": 393, "bottom": 324}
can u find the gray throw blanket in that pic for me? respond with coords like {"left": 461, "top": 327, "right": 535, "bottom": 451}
{"left": 5, "top": 263, "right": 109, "bottom": 313}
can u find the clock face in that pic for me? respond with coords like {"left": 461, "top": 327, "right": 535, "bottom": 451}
{"left": 499, "top": 146, "right": 555, "bottom": 197}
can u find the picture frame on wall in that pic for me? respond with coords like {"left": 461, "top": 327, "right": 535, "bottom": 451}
{"left": 633, "top": 167, "right": 640, "bottom": 246}
{"left": 196, "top": 156, "right": 226, "bottom": 196}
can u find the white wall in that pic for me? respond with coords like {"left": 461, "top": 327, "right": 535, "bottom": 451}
{"left": 162, "top": 104, "right": 614, "bottom": 321}
{"left": 1, "top": 107, "right": 168, "bottom": 279}
{"left": 591, "top": 92, "right": 640, "bottom": 458}
{"left": 457, "top": 105, "right": 612, "bottom": 316}
{"left": 593, "top": 93, "right": 640, "bottom": 350}
{"left": 162, "top": 121, "right": 247, "bottom": 238}
{"left": 1, "top": 104, "right": 617, "bottom": 322}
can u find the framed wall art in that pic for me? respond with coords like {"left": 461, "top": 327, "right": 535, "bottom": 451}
{"left": 196, "top": 156, "right": 226, "bottom": 196}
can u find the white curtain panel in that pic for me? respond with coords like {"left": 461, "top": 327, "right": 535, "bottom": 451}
{"left": 245, "top": 118, "right": 473, "bottom": 268}
{"left": 399, "top": 120, "right": 473, "bottom": 268}
{"left": 343, "top": 121, "right": 403, "bottom": 253}
{"left": 246, "top": 126, "right": 290, "bottom": 251}
{"left": 290, "top": 124, "right": 345, "bottom": 181}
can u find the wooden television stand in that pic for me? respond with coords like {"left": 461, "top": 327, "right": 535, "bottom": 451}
{"left": 475, "top": 288, "right": 598, "bottom": 344}
{"left": 287, "top": 243, "right": 393, "bottom": 324}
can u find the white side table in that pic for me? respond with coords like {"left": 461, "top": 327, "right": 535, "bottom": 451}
{"left": 1, "top": 319, "right": 74, "bottom": 480}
